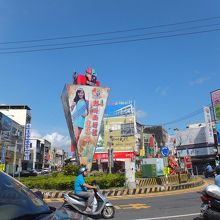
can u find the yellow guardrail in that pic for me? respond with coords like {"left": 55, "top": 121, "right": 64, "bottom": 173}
{"left": 136, "top": 174, "right": 189, "bottom": 187}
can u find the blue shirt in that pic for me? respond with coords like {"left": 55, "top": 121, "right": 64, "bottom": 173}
{"left": 215, "top": 174, "right": 220, "bottom": 187}
{"left": 74, "top": 174, "right": 87, "bottom": 194}
{"left": 207, "top": 165, "right": 213, "bottom": 172}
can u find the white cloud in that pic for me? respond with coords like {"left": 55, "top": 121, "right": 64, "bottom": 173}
{"left": 31, "top": 129, "right": 71, "bottom": 152}
{"left": 189, "top": 76, "right": 210, "bottom": 86}
{"left": 44, "top": 132, "right": 70, "bottom": 152}
{"left": 155, "top": 86, "right": 169, "bottom": 96}
{"left": 31, "top": 129, "right": 43, "bottom": 139}
{"left": 136, "top": 110, "right": 148, "bottom": 119}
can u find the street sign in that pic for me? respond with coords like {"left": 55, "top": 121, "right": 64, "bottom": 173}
{"left": 161, "top": 146, "right": 170, "bottom": 157}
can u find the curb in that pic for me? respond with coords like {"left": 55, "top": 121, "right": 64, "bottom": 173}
{"left": 34, "top": 179, "right": 204, "bottom": 199}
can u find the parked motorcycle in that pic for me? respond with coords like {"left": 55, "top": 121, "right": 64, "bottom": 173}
{"left": 62, "top": 183, "right": 115, "bottom": 219}
{"left": 200, "top": 184, "right": 220, "bottom": 220}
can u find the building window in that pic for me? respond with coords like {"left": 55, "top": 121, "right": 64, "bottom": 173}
{"left": 121, "top": 123, "right": 134, "bottom": 136}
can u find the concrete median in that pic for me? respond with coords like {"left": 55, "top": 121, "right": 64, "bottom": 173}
{"left": 35, "top": 177, "right": 204, "bottom": 199}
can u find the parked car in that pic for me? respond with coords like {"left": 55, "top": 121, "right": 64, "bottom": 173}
{"left": 20, "top": 170, "right": 33, "bottom": 177}
{"left": 41, "top": 168, "right": 51, "bottom": 175}
{"left": 0, "top": 171, "right": 87, "bottom": 220}
{"left": 30, "top": 169, "right": 42, "bottom": 176}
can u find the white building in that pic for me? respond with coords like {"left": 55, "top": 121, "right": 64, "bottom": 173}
{"left": 0, "top": 105, "right": 31, "bottom": 126}
{"left": 175, "top": 122, "right": 216, "bottom": 173}
{"left": 0, "top": 105, "right": 32, "bottom": 171}
{"left": 30, "top": 138, "right": 67, "bottom": 171}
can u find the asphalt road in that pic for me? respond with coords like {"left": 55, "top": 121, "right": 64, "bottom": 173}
{"left": 47, "top": 177, "right": 215, "bottom": 220}
{"left": 47, "top": 191, "right": 203, "bottom": 220}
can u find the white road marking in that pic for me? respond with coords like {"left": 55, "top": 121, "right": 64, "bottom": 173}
{"left": 135, "top": 213, "right": 200, "bottom": 220}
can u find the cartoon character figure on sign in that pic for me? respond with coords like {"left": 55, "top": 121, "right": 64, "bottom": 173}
{"left": 85, "top": 67, "right": 97, "bottom": 86}
{"left": 70, "top": 88, "right": 89, "bottom": 145}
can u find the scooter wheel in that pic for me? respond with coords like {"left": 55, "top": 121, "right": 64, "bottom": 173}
{"left": 102, "top": 206, "right": 115, "bottom": 219}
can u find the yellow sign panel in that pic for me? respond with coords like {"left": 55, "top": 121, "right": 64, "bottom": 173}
{"left": 0, "top": 164, "right": 5, "bottom": 172}
{"left": 104, "top": 116, "right": 136, "bottom": 152}
{"left": 163, "top": 166, "right": 170, "bottom": 175}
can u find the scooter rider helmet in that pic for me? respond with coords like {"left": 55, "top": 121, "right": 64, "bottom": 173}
{"left": 79, "top": 167, "right": 88, "bottom": 174}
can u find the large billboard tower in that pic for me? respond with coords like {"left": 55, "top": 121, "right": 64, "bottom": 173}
{"left": 61, "top": 68, "right": 109, "bottom": 170}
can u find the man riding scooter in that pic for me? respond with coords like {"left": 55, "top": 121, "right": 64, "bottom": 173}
{"left": 74, "top": 167, "right": 97, "bottom": 213}
{"left": 204, "top": 163, "right": 214, "bottom": 178}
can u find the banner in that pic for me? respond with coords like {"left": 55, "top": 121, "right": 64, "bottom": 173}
{"left": 104, "top": 116, "right": 136, "bottom": 152}
{"left": 1, "top": 145, "right": 6, "bottom": 164}
{"left": 24, "top": 123, "right": 31, "bottom": 161}
{"left": 94, "top": 151, "right": 135, "bottom": 161}
{"left": 62, "top": 84, "right": 109, "bottom": 170}
{"left": 175, "top": 127, "right": 207, "bottom": 146}
{"left": 211, "top": 89, "right": 220, "bottom": 121}
{"left": 105, "top": 101, "right": 135, "bottom": 117}
{"left": 216, "top": 123, "right": 220, "bottom": 145}
{"left": 204, "top": 106, "right": 215, "bottom": 144}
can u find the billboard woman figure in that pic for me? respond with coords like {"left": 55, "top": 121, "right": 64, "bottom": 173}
{"left": 71, "top": 88, "right": 89, "bottom": 145}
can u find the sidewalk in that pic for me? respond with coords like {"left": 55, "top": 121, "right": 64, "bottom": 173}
{"left": 35, "top": 177, "right": 204, "bottom": 199}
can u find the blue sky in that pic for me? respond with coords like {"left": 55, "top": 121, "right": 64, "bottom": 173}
{"left": 1, "top": 1, "right": 220, "bottom": 152}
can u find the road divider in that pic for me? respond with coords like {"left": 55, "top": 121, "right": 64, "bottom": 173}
{"left": 35, "top": 177, "right": 204, "bottom": 199}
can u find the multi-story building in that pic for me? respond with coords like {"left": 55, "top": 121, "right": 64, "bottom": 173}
{"left": 30, "top": 138, "right": 67, "bottom": 171}
{"left": 0, "top": 112, "right": 24, "bottom": 174}
{"left": 175, "top": 123, "right": 216, "bottom": 173}
{"left": 39, "top": 139, "right": 51, "bottom": 169}
{"left": 55, "top": 149, "right": 65, "bottom": 170}
{"left": 143, "top": 126, "right": 168, "bottom": 149}
{"left": 0, "top": 105, "right": 32, "bottom": 170}
{"left": 0, "top": 105, "right": 31, "bottom": 126}
{"left": 29, "top": 138, "right": 44, "bottom": 170}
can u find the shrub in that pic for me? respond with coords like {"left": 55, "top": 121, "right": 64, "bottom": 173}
{"left": 135, "top": 170, "right": 142, "bottom": 178}
{"left": 63, "top": 165, "right": 80, "bottom": 176}
{"left": 51, "top": 172, "right": 59, "bottom": 178}
{"left": 89, "top": 170, "right": 104, "bottom": 177}
{"left": 20, "top": 173, "right": 125, "bottom": 190}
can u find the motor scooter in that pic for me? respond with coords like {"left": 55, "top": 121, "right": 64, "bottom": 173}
{"left": 62, "top": 183, "right": 115, "bottom": 219}
{"left": 200, "top": 184, "right": 220, "bottom": 220}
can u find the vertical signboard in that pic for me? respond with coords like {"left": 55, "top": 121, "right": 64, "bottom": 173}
{"left": 211, "top": 89, "right": 220, "bottom": 121}
{"left": 204, "top": 106, "right": 215, "bottom": 144}
{"left": 24, "top": 123, "right": 31, "bottom": 160}
{"left": 1, "top": 145, "right": 6, "bottom": 163}
{"left": 184, "top": 156, "right": 192, "bottom": 169}
{"left": 0, "top": 145, "right": 6, "bottom": 171}
{"left": 216, "top": 123, "right": 220, "bottom": 145}
{"left": 144, "top": 134, "right": 155, "bottom": 157}
{"left": 62, "top": 85, "right": 109, "bottom": 170}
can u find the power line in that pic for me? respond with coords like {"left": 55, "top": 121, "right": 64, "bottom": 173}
{"left": 1, "top": 27, "right": 220, "bottom": 54}
{"left": 1, "top": 15, "right": 220, "bottom": 45}
{"left": 161, "top": 104, "right": 212, "bottom": 126}
{"left": 1, "top": 22, "right": 220, "bottom": 51}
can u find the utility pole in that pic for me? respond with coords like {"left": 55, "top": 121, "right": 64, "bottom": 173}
{"left": 13, "top": 139, "right": 18, "bottom": 178}
{"left": 108, "top": 129, "right": 113, "bottom": 174}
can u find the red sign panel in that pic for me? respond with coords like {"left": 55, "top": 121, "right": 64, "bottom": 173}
{"left": 184, "top": 156, "right": 192, "bottom": 169}
{"left": 94, "top": 151, "right": 135, "bottom": 160}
